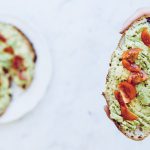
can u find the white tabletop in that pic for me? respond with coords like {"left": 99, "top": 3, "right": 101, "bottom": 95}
{"left": 0, "top": 0, "right": 150, "bottom": 150}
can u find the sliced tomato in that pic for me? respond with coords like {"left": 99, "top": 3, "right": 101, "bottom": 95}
{"left": 114, "top": 90, "right": 138, "bottom": 121}
{"left": 0, "top": 34, "right": 6, "bottom": 43}
{"left": 119, "top": 90, "right": 130, "bottom": 103}
{"left": 118, "top": 81, "right": 136, "bottom": 101}
{"left": 114, "top": 90, "right": 126, "bottom": 106}
{"left": 141, "top": 27, "right": 150, "bottom": 47}
{"left": 12, "top": 55, "right": 25, "bottom": 71}
{"left": 120, "top": 105, "right": 138, "bottom": 121}
{"left": 4, "top": 47, "right": 14, "bottom": 55}
{"left": 122, "top": 48, "right": 141, "bottom": 63}
{"left": 128, "top": 70, "right": 148, "bottom": 85}
{"left": 122, "top": 59, "right": 141, "bottom": 72}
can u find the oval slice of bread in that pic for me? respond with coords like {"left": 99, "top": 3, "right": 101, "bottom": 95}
{"left": 0, "top": 23, "right": 36, "bottom": 89}
{"left": 103, "top": 16, "right": 150, "bottom": 141}
{"left": 0, "top": 22, "right": 36, "bottom": 115}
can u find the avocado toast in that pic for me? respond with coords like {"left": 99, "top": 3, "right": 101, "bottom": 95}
{"left": 0, "top": 22, "right": 36, "bottom": 115}
{"left": 103, "top": 16, "right": 150, "bottom": 140}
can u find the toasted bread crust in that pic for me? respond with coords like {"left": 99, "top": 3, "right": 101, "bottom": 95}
{"left": 103, "top": 16, "right": 150, "bottom": 141}
{"left": 0, "top": 23, "right": 37, "bottom": 115}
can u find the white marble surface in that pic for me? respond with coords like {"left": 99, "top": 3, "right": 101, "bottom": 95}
{"left": 0, "top": 0, "right": 150, "bottom": 150}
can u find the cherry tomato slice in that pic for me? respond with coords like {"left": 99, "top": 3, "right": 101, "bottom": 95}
{"left": 114, "top": 90, "right": 138, "bottom": 121}
{"left": 114, "top": 90, "right": 126, "bottom": 106}
{"left": 122, "top": 48, "right": 141, "bottom": 63}
{"left": 0, "top": 34, "right": 6, "bottom": 43}
{"left": 120, "top": 105, "right": 138, "bottom": 121}
{"left": 118, "top": 81, "right": 136, "bottom": 101}
{"left": 122, "top": 59, "right": 141, "bottom": 72}
{"left": 119, "top": 90, "right": 130, "bottom": 103}
{"left": 12, "top": 55, "right": 25, "bottom": 71}
{"left": 128, "top": 70, "right": 148, "bottom": 85}
{"left": 141, "top": 27, "right": 150, "bottom": 47}
{"left": 4, "top": 47, "right": 14, "bottom": 55}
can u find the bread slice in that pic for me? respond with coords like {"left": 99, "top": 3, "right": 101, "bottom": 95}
{"left": 0, "top": 23, "right": 36, "bottom": 89}
{"left": 0, "top": 22, "right": 37, "bottom": 115}
{"left": 103, "top": 16, "right": 150, "bottom": 141}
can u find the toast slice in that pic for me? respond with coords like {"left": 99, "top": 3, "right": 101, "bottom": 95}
{"left": 0, "top": 23, "right": 36, "bottom": 89}
{"left": 0, "top": 22, "right": 36, "bottom": 115}
{"left": 103, "top": 16, "right": 150, "bottom": 140}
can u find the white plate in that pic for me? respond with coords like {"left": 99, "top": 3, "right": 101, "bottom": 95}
{"left": 0, "top": 15, "right": 52, "bottom": 123}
